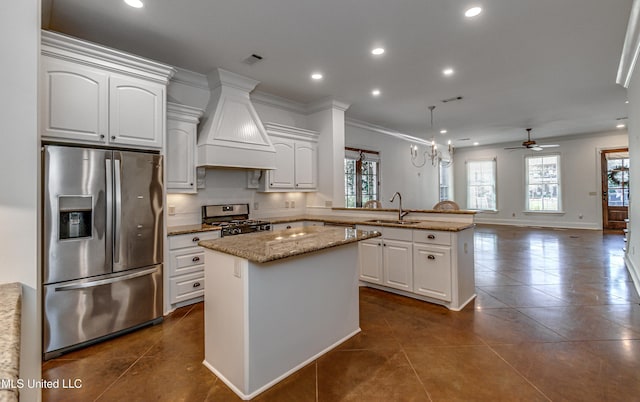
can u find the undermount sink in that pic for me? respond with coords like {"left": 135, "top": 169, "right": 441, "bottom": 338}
{"left": 364, "top": 219, "right": 420, "bottom": 225}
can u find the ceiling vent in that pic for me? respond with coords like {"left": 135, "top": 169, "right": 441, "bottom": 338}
{"left": 441, "top": 96, "right": 463, "bottom": 103}
{"left": 242, "top": 54, "right": 263, "bottom": 65}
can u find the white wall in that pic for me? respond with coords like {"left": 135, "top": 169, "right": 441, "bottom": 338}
{"left": 626, "top": 66, "right": 640, "bottom": 291}
{"left": 345, "top": 124, "right": 440, "bottom": 210}
{"left": 453, "top": 131, "right": 628, "bottom": 229}
{"left": 0, "top": 0, "right": 41, "bottom": 400}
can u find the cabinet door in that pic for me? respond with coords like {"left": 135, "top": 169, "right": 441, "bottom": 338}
{"left": 358, "top": 239, "right": 383, "bottom": 284}
{"left": 383, "top": 239, "right": 413, "bottom": 291}
{"left": 294, "top": 141, "right": 317, "bottom": 189}
{"left": 109, "top": 75, "right": 164, "bottom": 149}
{"left": 413, "top": 244, "right": 451, "bottom": 301}
{"left": 41, "top": 57, "right": 108, "bottom": 144}
{"left": 166, "top": 119, "right": 196, "bottom": 193}
{"left": 269, "top": 139, "right": 295, "bottom": 188}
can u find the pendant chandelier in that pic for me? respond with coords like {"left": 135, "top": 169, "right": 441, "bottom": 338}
{"left": 410, "top": 106, "right": 454, "bottom": 167}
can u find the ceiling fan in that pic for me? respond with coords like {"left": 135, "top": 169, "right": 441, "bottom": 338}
{"left": 504, "top": 128, "right": 559, "bottom": 151}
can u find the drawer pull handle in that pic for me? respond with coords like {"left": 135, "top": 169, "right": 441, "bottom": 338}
{"left": 193, "top": 282, "right": 201, "bottom": 288}
{"left": 427, "top": 234, "right": 436, "bottom": 239}
{"left": 192, "top": 256, "right": 200, "bottom": 262}
{"left": 428, "top": 255, "right": 436, "bottom": 260}
{"left": 192, "top": 236, "right": 200, "bottom": 242}
{"left": 286, "top": 225, "right": 292, "bottom": 229}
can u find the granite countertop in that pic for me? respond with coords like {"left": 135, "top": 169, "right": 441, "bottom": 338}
{"left": 0, "top": 282, "right": 22, "bottom": 402}
{"left": 167, "top": 223, "right": 221, "bottom": 236}
{"left": 199, "top": 226, "right": 381, "bottom": 263}
{"left": 268, "top": 215, "right": 474, "bottom": 232}
{"left": 332, "top": 207, "right": 477, "bottom": 215}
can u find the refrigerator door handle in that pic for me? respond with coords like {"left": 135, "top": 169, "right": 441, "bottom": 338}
{"left": 105, "top": 156, "right": 113, "bottom": 268}
{"left": 54, "top": 267, "right": 159, "bottom": 291}
{"left": 114, "top": 158, "right": 122, "bottom": 264}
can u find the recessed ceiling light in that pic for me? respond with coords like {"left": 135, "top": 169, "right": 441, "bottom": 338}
{"left": 625, "top": 100, "right": 630, "bottom": 104}
{"left": 371, "top": 48, "right": 385, "bottom": 56}
{"left": 473, "top": 142, "right": 479, "bottom": 146}
{"left": 372, "top": 89, "right": 381, "bottom": 96}
{"left": 440, "top": 129, "right": 448, "bottom": 134}
{"left": 311, "top": 73, "right": 323, "bottom": 80}
{"left": 465, "top": 6, "right": 482, "bottom": 18}
{"left": 124, "top": 0, "right": 144, "bottom": 8}
{"left": 443, "top": 68, "right": 454, "bottom": 76}
{"left": 617, "top": 124, "right": 626, "bottom": 129}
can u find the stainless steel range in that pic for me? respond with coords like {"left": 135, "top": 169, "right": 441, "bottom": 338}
{"left": 202, "top": 204, "right": 271, "bottom": 236}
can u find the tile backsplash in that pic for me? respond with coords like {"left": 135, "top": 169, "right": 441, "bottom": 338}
{"left": 166, "top": 169, "right": 308, "bottom": 226}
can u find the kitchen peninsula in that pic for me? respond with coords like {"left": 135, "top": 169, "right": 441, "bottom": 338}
{"left": 198, "top": 226, "right": 381, "bottom": 400}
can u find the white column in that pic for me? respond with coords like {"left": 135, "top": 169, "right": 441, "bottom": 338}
{"left": 307, "top": 99, "right": 350, "bottom": 208}
{"left": 0, "top": 0, "right": 42, "bottom": 400}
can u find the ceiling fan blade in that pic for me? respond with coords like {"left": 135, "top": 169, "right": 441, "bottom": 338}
{"left": 538, "top": 144, "right": 559, "bottom": 148}
{"left": 530, "top": 146, "right": 543, "bottom": 151}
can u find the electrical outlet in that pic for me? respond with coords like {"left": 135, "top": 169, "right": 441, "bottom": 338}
{"left": 291, "top": 201, "right": 295, "bottom": 208}
{"left": 285, "top": 201, "right": 290, "bottom": 208}
{"left": 253, "top": 202, "right": 259, "bottom": 210}
{"left": 578, "top": 213, "right": 583, "bottom": 219}
{"left": 325, "top": 200, "right": 333, "bottom": 208}
{"left": 168, "top": 205, "right": 176, "bottom": 215}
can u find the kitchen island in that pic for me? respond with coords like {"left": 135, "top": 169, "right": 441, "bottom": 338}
{"left": 198, "top": 226, "right": 381, "bottom": 400}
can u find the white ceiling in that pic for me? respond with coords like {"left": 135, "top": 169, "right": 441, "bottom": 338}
{"left": 42, "top": 0, "right": 633, "bottom": 147}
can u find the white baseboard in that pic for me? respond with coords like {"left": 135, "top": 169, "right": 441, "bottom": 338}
{"left": 625, "top": 254, "right": 640, "bottom": 297}
{"left": 474, "top": 217, "right": 600, "bottom": 230}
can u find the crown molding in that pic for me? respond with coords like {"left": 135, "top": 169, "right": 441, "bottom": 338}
{"left": 171, "top": 67, "right": 209, "bottom": 90}
{"left": 167, "top": 102, "right": 204, "bottom": 123}
{"left": 306, "top": 98, "right": 351, "bottom": 114}
{"left": 346, "top": 118, "right": 431, "bottom": 146}
{"left": 41, "top": 30, "right": 176, "bottom": 84}
{"left": 617, "top": 0, "right": 640, "bottom": 88}
{"left": 251, "top": 91, "right": 308, "bottom": 115}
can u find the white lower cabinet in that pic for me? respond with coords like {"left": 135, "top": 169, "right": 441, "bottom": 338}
{"left": 357, "top": 225, "right": 475, "bottom": 311}
{"left": 358, "top": 238, "right": 384, "bottom": 284}
{"left": 413, "top": 244, "right": 451, "bottom": 301}
{"left": 168, "top": 230, "right": 220, "bottom": 307}
{"left": 357, "top": 226, "right": 413, "bottom": 291}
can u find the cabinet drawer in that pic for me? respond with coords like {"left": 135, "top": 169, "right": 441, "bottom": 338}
{"left": 413, "top": 230, "right": 451, "bottom": 246}
{"left": 169, "top": 248, "right": 205, "bottom": 277}
{"left": 383, "top": 227, "right": 413, "bottom": 242}
{"left": 170, "top": 272, "right": 204, "bottom": 304}
{"left": 169, "top": 231, "right": 219, "bottom": 249}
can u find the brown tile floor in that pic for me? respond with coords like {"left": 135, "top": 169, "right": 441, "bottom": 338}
{"left": 42, "top": 225, "right": 640, "bottom": 401}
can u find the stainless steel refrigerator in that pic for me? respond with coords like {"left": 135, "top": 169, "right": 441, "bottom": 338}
{"left": 42, "top": 145, "right": 163, "bottom": 360}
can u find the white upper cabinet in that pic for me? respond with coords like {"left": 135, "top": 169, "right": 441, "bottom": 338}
{"left": 294, "top": 141, "right": 317, "bottom": 189}
{"left": 166, "top": 103, "right": 203, "bottom": 193}
{"left": 41, "top": 57, "right": 108, "bottom": 144}
{"left": 109, "top": 75, "right": 164, "bottom": 148}
{"left": 40, "top": 31, "right": 175, "bottom": 150}
{"left": 269, "top": 139, "right": 295, "bottom": 188}
{"left": 258, "top": 123, "right": 319, "bottom": 192}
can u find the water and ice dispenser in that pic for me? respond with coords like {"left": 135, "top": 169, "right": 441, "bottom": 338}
{"left": 58, "top": 196, "right": 92, "bottom": 240}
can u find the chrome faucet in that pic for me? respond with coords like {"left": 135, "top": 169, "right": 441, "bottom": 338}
{"left": 390, "top": 192, "right": 409, "bottom": 221}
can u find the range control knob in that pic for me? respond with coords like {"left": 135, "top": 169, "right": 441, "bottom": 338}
{"left": 231, "top": 228, "right": 241, "bottom": 235}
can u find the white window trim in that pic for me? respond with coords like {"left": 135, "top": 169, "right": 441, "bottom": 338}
{"left": 466, "top": 157, "right": 498, "bottom": 212}
{"left": 524, "top": 152, "right": 562, "bottom": 213}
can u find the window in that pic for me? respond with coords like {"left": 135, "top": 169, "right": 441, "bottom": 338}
{"left": 526, "top": 154, "right": 561, "bottom": 212}
{"left": 345, "top": 148, "right": 380, "bottom": 208}
{"left": 439, "top": 163, "right": 453, "bottom": 201}
{"left": 467, "top": 159, "right": 497, "bottom": 210}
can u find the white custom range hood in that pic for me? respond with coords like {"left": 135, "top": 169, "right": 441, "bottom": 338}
{"left": 197, "top": 68, "right": 276, "bottom": 169}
